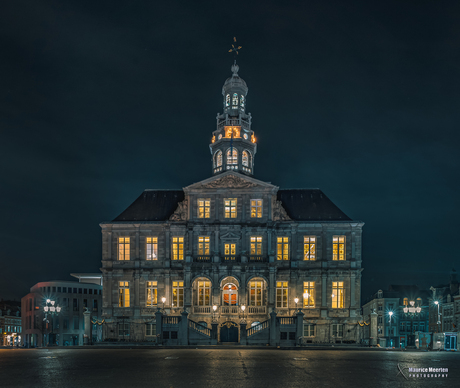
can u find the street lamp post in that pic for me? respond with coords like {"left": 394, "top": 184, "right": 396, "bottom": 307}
{"left": 434, "top": 301, "right": 441, "bottom": 332}
{"left": 241, "top": 305, "right": 246, "bottom": 321}
{"left": 388, "top": 311, "right": 394, "bottom": 347}
{"left": 212, "top": 305, "right": 217, "bottom": 322}
{"left": 161, "top": 297, "right": 166, "bottom": 313}
{"left": 294, "top": 297, "right": 299, "bottom": 312}
{"left": 43, "top": 299, "right": 61, "bottom": 346}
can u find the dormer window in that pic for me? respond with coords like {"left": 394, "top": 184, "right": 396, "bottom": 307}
{"left": 232, "top": 93, "right": 238, "bottom": 106}
{"left": 226, "top": 94, "right": 230, "bottom": 106}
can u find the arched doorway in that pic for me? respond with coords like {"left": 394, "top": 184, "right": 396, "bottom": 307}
{"left": 220, "top": 321, "right": 239, "bottom": 343}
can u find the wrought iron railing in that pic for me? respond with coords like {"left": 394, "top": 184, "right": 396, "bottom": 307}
{"left": 195, "top": 256, "right": 211, "bottom": 262}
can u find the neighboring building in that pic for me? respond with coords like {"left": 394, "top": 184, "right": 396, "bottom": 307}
{"left": 363, "top": 286, "right": 430, "bottom": 348}
{"left": 100, "top": 62, "right": 364, "bottom": 345}
{"left": 0, "top": 301, "right": 22, "bottom": 346}
{"left": 21, "top": 274, "right": 102, "bottom": 347}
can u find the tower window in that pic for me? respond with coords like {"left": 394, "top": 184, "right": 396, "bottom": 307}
{"left": 241, "top": 95, "right": 245, "bottom": 108}
{"left": 215, "top": 151, "right": 222, "bottom": 167}
{"left": 226, "top": 148, "right": 238, "bottom": 165}
{"left": 242, "top": 151, "right": 249, "bottom": 167}
{"left": 226, "top": 94, "right": 230, "bottom": 106}
{"left": 250, "top": 199, "right": 262, "bottom": 218}
{"left": 197, "top": 199, "right": 211, "bottom": 218}
{"left": 224, "top": 198, "right": 237, "bottom": 218}
{"left": 232, "top": 93, "right": 238, "bottom": 106}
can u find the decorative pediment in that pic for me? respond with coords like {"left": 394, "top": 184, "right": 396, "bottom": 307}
{"left": 200, "top": 174, "right": 258, "bottom": 189}
{"left": 220, "top": 231, "right": 241, "bottom": 240}
{"left": 273, "top": 200, "right": 291, "bottom": 221}
{"left": 169, "top": 198, "right": 188, "bottom": 221}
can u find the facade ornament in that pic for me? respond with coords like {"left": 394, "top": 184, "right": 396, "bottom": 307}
{"left": 169, "top": 199, "right": 188, "bottom": 221}
{"left": 273, "top": 200, "right": 291, "bottom": 221}
{"left": 201, "top": 175, "right": 258, "bottom": 189}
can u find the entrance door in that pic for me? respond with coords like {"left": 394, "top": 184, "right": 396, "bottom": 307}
{"left": 220, "top": 322, "right": 238, "bottom": 342}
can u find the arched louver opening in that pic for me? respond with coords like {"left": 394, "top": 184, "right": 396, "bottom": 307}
{"left": 226, "top": 148, "right": 238, "bottom": 165}
{"left": 226, "top": 94, "right": 230, "bottom": 107}
{"left": 232, "top": 93, "right": 238, "bottom": 106}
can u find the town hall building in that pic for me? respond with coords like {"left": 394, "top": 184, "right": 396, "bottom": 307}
{"left": 100, "top": 62, "right": 364, "bottom": 345}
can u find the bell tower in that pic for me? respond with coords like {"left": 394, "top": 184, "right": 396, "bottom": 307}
{"left": 209, "top": 62, "right": 257, "bottom": 176}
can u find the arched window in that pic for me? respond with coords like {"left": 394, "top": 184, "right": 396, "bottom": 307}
{"left": 242, "top": 151, "right": 249, "bottom": 167}
{"left": 215, "top": 151, "right": 222, "bottom": 167}
{"left": 232, "top": 93, "right": 238, "bottom": 106}
{"left": 240, "top": 95, "right": 245, "bottom": 108}
{"left": 227, "top": 148, "right": 238, "bottom": 165}
{"left": 223, "top": 283, "right": 238, "bottom": 306}
{"left": 226, "top": 94, "right": 230, "bottom": 107}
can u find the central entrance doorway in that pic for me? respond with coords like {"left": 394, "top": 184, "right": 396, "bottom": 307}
{"left": 220, "top": 321, "right": 239, "bottom": 343}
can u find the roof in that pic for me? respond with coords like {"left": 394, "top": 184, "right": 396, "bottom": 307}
{"left": 277, "top": 189, "right": 351, "bottom": 221}
{"left": 112, "top": 190, "right": 184, "bottom": 222}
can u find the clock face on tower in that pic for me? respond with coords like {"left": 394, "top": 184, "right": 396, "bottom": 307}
{"left": 218, "top": 134, "right": 222, "bottom": 140}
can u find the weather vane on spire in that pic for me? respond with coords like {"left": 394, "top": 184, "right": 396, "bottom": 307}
{"left": 228, "top": 37, "right": 242, "bottom": 57}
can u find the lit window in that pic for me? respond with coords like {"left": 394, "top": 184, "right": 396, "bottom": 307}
{"left": 304, "top": 324, "right": 316, "bottom": 337}
{"left": 303, "top": 282, "right": 315, "bottom": 308}
{"left": 146, "top": 281, "right": 157, "bottom": 307}
{"left": 224, "top": 198, "right": 237, "bottom": 218}
{"left": 332, "top": 282, "right": 344, "bottom": 308}
{"left": 172, "top": 237, "right": 184, "bottom": 260}
{"left": 118, "top": 237, "right": 130, "bottom": 261}
{"left": 226, "top": 148, "right": 238, "bottom": 165}
{"left": 224, "top": 243, "right": 236, "bottom": 256}
{"left": 249, "top": 281, "right": 263, "bottom": 306}
{"left": 118, "top": 281, "right": 130, "bottom": 308}
{"left": 332, "top": 236, "right": 345, "bottom": 260}
{"left": 198, "top": 199, "right": 211, "bottom": 219}
{"left": 146, "top": 237, "right": 158, "bottom": 260}
{"left": 250, "top": 236, "right": 262, "bottom": 256}
{"left": 215, "top": 151, "right": 222, "bottom": 167}
{"left": 331, "top": 324, "right": 343, "bottom": 338}
{"left": 146, "top": 322, "right": 156, "bottom": 336}
{"left": 250, "top": 199, "right": 262, "bottom": 218}
{"left": 172, "top": 281, "right": 184, "bottom": 308}
{"left": 241, "top": 95, "right": 245, "bottom": 108}
{"left": 303, "top": 236, "right": 316, "bottom": 260}
{"left": 242, "top": 151, "right": 249, "bottom": 166}
{"left": 198, "top": 236, "right": 210, "bottom": 255}
{"left": 226, "top": 94, "right": 230, "bottom": 106}
{"left": 223, "top": 283, "right": 237, "bottom": 306}
{"left": 276, "top": 281, "right": 288, "bottom": 308}
{"left": 197, "top": 281, "right": 211, "bottom": 306}
{"left": 277, "top": 237, "right": 289, "bottom": 260}
{"left": 403, "top": 298, "right": 408, "bottom": 306}
{"left": 232, "top": 93, "right": 238, "bottom": 106}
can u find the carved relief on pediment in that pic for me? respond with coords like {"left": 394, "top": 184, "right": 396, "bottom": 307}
{"left": 169, "top": 198, "right": 188, "bottom": 221}
{"left": 201, "top": 175, "right": 258, "bottom": 189}
{"left": 273, "top": 200, "right": 291, "bottom": 221}
{"left": 220, "top": 231, "right": 241, "bottom": 240}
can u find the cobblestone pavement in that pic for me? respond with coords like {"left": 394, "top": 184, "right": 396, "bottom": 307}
{"left": 0, "top": 348, "right": 457, "bottom": 387}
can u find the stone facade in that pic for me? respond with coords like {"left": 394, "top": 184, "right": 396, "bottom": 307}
{"left": 100, "top": 63, "right": 364, "bottom": 345}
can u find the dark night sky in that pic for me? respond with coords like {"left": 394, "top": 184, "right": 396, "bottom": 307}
{"left": 1, "top": 0, "right": 459, "bottom": 301}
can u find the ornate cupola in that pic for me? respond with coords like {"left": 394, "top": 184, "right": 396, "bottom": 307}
{"left": 210, "top": 62, "right": 257, "bottom": 176}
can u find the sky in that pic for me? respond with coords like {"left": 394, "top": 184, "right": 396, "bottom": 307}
{"left": 1, "top": 0, "right": 459, "bottom": 301}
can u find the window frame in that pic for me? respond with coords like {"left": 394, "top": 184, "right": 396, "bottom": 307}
{"left": 197, "top": 280, "right": 211, "bottom": 306}
{"left": 118, "top": 237, "right": 130, "bottom": 261}
{"left": 145, "top": 322, "right": 156, "bottom": 337}
{"left": 197, "top": 199, "right": 211, "bottom": 219}
{"left": 198, "top": 236, "right": 210, "bottom": 256}
{"left": 303, "top": 282, "right": 315, "bottom": 308}
{"left": 332, "top": 235, "right": 346, "bottom": 261}
{"left": 250, "top": 199, "right": 263, "bottom": 218}
{"left": 249, "top": 280, "right": 263, "bottom": 307}
{"left": 172, "top": 281, "right": 184, "bottom": 308}
{"left": 276, "top": 237, "right": 290, "bottom": 260}
{"left": 331, "top": 324, "right": 343, "bottom": 338}
{"left": 226, "top": 148, "right": 238, "bottom": 165}
{"left": 276, "top": 281, "right": 288, "bottom": 308}
{"left": 303, "top": 236, "right": 316, "bottom": 260}
{"left": 250, "top": 236, "right": 262, "bottom": 256}
{"left": 303, "top": 324, "right": 316, "bottom": 337}
{"left": 332, "top": 281, "right": 344, "bottom": 309}
{"left": 171, "top": 237, "right": 184, "bottom": 260}
{"left": 146, "top": 281, "right": 158, "bottom": 307}
{"left": 224, "top": 198, "right": 237, "bottom": 218}
{"left": 119, "top": 281, "right": 130, "bottom": 308}
{"left": 146, "top": 237, "right": 158, "bottom": 260}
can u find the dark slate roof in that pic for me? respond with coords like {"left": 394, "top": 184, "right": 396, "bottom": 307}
{"left": 277, "top": 189, "right": 351, "bottom": 221}
{"left": 112, "top": 190, "right": 184, "bottom": 222}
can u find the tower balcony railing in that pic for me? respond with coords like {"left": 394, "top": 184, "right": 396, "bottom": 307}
{"left": 217, "top": 117, "right": 251, "bottom": 131}
{"left": 249, "top": 256, "right": 266, "bottom": 263}
{"left": 223, "top": 256, "right": 240, "bottom": 263}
